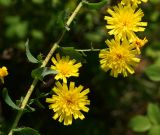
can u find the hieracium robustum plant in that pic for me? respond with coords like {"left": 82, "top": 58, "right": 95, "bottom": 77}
{"left": 1, "top": 0, "right": 160, "bottom": 134}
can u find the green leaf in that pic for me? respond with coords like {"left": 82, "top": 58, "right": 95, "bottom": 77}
{"left": 24, "top": 105, "right": 36, "bottom": 113}
{"left": 147, "top": 103, "right": 160, "bottom": 125}
{"left": 25, "top": 40, "right": 39, "bottom": 63}
{"left": 13, "top": 127, "right": 40, "bottom": 135}
{"left": 32, "top": 0, "right": 44, "bottom": 4}
{"left": 2, "top": 88, "right": 20, "bottom": 110}
{"left": 129, "top": 115, "right": 151, "bottom": 132}
{"left": 83, "top": 0, "right": 108, "bottom": 10}
{"left": 0, "top": 0, "right": 12, "bottom": 6}
{"left": 31, "top": 67, "right": 58, "bottom": 81}
{"left": 148, "top": 126, "right": 160, "bottom": 135}
{"left": 37, "top": 53, "right": 43, "bottom": 63}
{"left": 34, "top": 99, "right": 45, "bottom": 109}
{"left": 144, "top": 63, "right": 160, "bottom": 81}
{"left": 15, "top": 97, "right": 35, "bottom": 113}
{"left": 31, "top": 30, "right": 44, "bottom": 40}
{"left": 59, "top": 47, "right": 86, "bottom": 63}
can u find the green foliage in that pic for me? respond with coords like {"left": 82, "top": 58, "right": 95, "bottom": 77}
{"left": 129, "top": 115, "right": 151, "bottom": 132}
{"left": 5, "top": 16, "right": 28, "bottom": 38}
{"left": 59, "top": 47, "right": 86, "bottom": 63}
{"left": 147, "top": 103, "right": 160, "bottom": 125}
{"left": 2, "top": 88, "right": 20, "bottom": 110}
{"left": 148, "top": 126, "right": 160, "bottom": 135}
{"left": 145, "top": 59, "right": 160, "bottom": 81}
{"left": 13, "top": 127, "right": 40, "bottom": 135}
{"left": 0, "top": 0, "right": 12, "bottom": 6}
{"left": 83, "top": 0, "right": 108, "bottom": 10}
{"left": 0, "top": 0, "right": 160, "bottom": 134}
{"left": 32, "top": 0, "right": 44, "bottom": 4}
{"left": 31, "top": 30, "right": 44, "bottom": 40}
{"left": 129, "top": 103, "right": 160, "bottom": 135}
{"left": 31, "top": 67, "right": 58, "bottom": 81}
{"left": 29, "top": 92, "right": 50, "bottom": 109}
{"left": 25, "top": 40, "right": 39, "bottom": 63}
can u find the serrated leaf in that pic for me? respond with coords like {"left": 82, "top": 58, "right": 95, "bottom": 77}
{"left": 148, "top": 126, "right": 160, "bottom": 135}
{"left": 31, "top": 67, "right": 58, "bottom": 81}
{"left": 147, "top": 103, "right": 160, "bottom": 125}
{"left": 25, "top": 40, "right": 39, "bottom": 63}
{"left": 2, "top": 88, "right": 20, "bottom": 110}
{"left": 129, "top": 115, "right": 151, "bottom": 132}
{"left": 59, "top": 47, "right": 86, "bottom": 63}
{"left": 13, "top": 127, "right": 40, "bottom": 135}
{"left": 144, "top": 64, "right": 160, "bottom": 81}
{"left": 83, "top": 0, "right": 108, "bottom": 10}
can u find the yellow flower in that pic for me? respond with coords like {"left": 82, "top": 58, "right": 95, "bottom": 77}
{"left": 132, "top": 37, "right": 148, "bottom": 54}
{"left": 51, "top": 53, "right": 82, "bottom": 83}
{"left": 46, "top": 81, "right": 90, "bottom": 125}
{"left": 104, "top": 4, "right": 147, "bottom": 40}
{"left": 0, "top": 66, "right": 8, "bottom": 83}
{"left": 121, "top": 0, "right": 148, "bottom": 6}
{"left": 99, "top": 38, "right": 140, "bottom": 77}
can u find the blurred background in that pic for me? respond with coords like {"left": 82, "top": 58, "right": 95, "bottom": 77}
{"left": 0, "top": 0, "right": 160, "bottom": 135}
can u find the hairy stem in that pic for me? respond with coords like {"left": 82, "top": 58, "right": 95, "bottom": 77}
{"left": 8, "top": 1, "right": 83, "bottom": 135}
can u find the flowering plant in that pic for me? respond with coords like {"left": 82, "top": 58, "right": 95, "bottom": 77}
{"left": 1, "top": 0, "right": 160, "bottom": 135}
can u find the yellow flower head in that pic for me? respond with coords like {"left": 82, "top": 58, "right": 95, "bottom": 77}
{"left": 46, "top": 81, "right": 90, "bottom": 125}
{"left": 121, "top": 0, "right": 148, "bottom": 6}
{"left": 132, "top": 37, "right": 148, "bottom": 54}
{"left": 0, "top": 66, "right": 8, "bottom": 83}
{"left": 104, "top": 4, "right": 147, "bottom": 40}
{"left": 51, "top": 53, "right": 82, "bottom": 83}
{"left": 99, "top": 38, "right": 140, "bottom": 77}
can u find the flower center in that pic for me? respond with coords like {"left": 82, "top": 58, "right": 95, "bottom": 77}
{"left": 63, "top": 93, "right": 77, "bottom": 107}
{"left": 66, "top": 98, "right": 74, "bottom": 105}
{"left": 58, "top": 63, "right": 70, "bottom": 75}
{"left": 109, "top": 48, "right": 130, "bottom": 69}
{"left": 121, "top": 18, "right": 131, "bottom": 30}
{"left": 116, "top": 53, "right": 123, "bottom": 59}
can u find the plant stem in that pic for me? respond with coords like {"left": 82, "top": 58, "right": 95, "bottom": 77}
{"left": 8, "top": 1, "right": 83, "bottom": 135}
{"left": 76, "top": 49, "right": 100, "bottom": 52}
{"left": 65, "top": 1, "right": 83, "bottom": 30}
